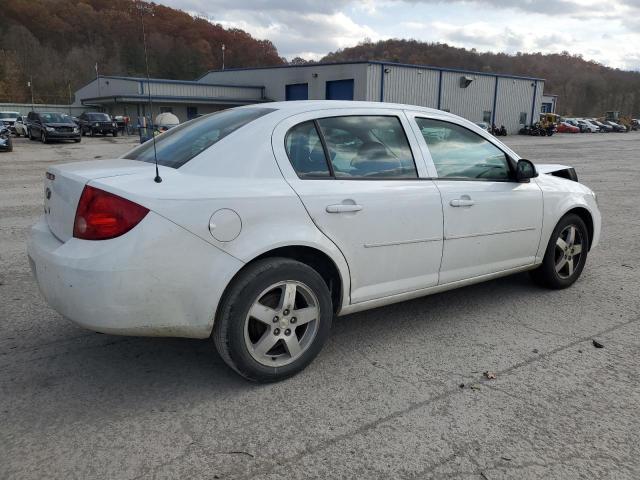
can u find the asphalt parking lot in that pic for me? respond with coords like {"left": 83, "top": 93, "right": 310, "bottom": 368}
{"left": 1, "top": 132, "right": 639, "bottom": 479}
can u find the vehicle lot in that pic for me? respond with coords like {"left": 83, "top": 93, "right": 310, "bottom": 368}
{"left": 1, "top": 133, "right": 639, "bottom": 479}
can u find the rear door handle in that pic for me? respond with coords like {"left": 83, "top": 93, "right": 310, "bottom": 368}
{"left": 326, "top": 204, "right": 363, "bottom": 213}
{"left": 450, "top": 198, "right": 475, "bottom": 207}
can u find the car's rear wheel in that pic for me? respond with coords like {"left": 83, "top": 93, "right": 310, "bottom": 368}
{"left": 113, "top": 130, "right": 118, "bottom": 137}
{"left": 41, "top": 131, "right": 47, "bottom": 144}
{"left": 530, "top": 213, "right": 589, "bottom": 289}
{"left": 213, "top": 258, "right": 333, "bottom": 382}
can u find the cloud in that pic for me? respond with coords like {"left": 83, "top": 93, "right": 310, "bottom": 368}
{"left": 157, "top": 0, "right": 640, "bottom": 69}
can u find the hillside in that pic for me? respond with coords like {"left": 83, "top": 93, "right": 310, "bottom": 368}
{"left": 0, "top": 0, "right": 284, "bottom": 104}
{"left": 322, "top": 39, "right": 640, "bottom": 116}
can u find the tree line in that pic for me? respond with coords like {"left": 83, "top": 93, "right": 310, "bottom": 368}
{"left": 1, "top": 3, "right": 638, "bottom": 117}
{"left": 0, "top": 0, "right": 284, "bottom": 104}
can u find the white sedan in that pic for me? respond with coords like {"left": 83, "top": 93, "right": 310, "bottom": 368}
{"left": 28, "top": 101, "right": 601, "bottom": 382}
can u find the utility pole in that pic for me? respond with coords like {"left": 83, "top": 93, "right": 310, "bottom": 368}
{"left": 68, "top": 82, "right": 72, "bottom": 115}
{"left": 95, "top": 62, "right": 100, "bottom": 96}
{"left": 221, "top": 44, "right": 225, "bottom": 70}
{"left": 28, "top": 77, "right": 34, "bottom": 110}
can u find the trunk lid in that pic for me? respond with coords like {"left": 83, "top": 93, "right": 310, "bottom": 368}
{"left": 44, "top": 159, "right": 153, "bottom": 242}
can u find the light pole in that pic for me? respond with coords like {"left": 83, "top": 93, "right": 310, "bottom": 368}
{"left": 68, "top": 82, "right": 72, "bottom": 115}
{"left": 28, "top": 77, "right": 34, "bottom": 110}
{"left": 221, "top": 44, "right": 225, "bottom": 70}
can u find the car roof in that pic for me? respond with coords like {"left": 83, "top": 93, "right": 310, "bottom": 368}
{"left": 243, "top": 100, "right": 456, "bottom": 120}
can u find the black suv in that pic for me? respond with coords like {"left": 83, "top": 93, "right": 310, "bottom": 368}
{"left": 27, "top": 112, "right": 81, "bottom": 143}
{"left": 78, "top": 112, "right": 119, "bottom": 136}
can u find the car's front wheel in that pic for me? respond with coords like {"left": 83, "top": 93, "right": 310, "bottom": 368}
{"left": 530, "top": 213, "right": 589, "bottom": 289}
{"left": 213, "top": 258, "right": 333, "bottom": 382}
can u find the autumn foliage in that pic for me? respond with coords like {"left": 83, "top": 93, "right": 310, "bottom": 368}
{"left": 0, "top": 0, "right": 284, "bottom": 104}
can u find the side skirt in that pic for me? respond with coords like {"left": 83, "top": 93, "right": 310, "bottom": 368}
{"left": 338, "top": 263, "right": 540, "bottom": 316}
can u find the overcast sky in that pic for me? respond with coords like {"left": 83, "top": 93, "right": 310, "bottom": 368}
{"left": 158, "top": 0, "right": 640, "bottom": 71}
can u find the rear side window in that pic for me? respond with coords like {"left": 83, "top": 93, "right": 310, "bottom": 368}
{"left": 124, "top": 107, "right": 275, "bottom": 168}
{"left": 285, "top": 121, "right": 331, "bottom": 178}
{"left": 285, "top": 115, "right": 417, "bottom": 179}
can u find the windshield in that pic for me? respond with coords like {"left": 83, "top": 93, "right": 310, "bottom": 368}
{"left": 88, "top": 113, "right": 111, "bottom": 121}
{"left": 40, "top": 113, "right": 74, "bottom": 124}
{"left": 124, "top": 107, "right": 275, "bottom": 168}
{"left": 0, "top": 112, "right": 19, "bottom": 119}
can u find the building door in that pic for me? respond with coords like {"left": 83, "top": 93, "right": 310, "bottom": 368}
{"left": 285, "top": 83, "right": 308, "bottom": 101}
{"left": 326, "top": 79, "right": 354, "bottom": 100}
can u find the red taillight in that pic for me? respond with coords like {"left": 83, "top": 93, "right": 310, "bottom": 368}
{"left": 73, "top": 186, "right": 149, "bottom": 240}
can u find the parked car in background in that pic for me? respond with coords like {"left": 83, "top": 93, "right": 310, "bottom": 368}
{"left": 632, "top": 119, "right": 639, "bottom": 131}
{"left": 581, "top": 119, "right": 601, "bottom": 132}
{"left": 606, "top": 120, "right": 627, "bottom": 132}
{"left": 577, "top": 119, "right": 598, "bottom": 132}
{"left": 28, "top": 101, "right": 601, "bottom": 382}
{"left": 0, "top": 125, "right": 13, "bottom": 152}
{"left": 564, "top": 119, "right": 586, "bottom": 132}
{"left": 0, "top": 111, "right": 20, "bottom": 133}
{"left": 557, "top": 122, "right": 580, "bottom": 133}
{"left": 27, "top": 111, "right": 81, "bottom": 143}
{"left": 591, "top": 120, "right": 613, "bottom": 132}
{"left": 78, "top": 112, "right": 119, "bottom": 137}
{"left": 13, "top": 115, "right": 29, "bottom": 137}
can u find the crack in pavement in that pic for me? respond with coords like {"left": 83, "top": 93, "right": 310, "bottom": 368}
{"left": 232, "top": 315, "right": 640, "bottom": 480}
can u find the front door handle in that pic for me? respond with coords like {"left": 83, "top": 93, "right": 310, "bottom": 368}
{"left": 450, "top": 197, "right": 475, "bottom": 207}
{"left": 326, "top": 204, "right": 363, "bottom": 213}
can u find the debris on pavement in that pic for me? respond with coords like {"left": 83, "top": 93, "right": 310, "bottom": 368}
{"left": 483, "top": 371, "right": 497, "bottom": 380}
{"left": 592, "top": 340, "right": 604, "bottom": 349}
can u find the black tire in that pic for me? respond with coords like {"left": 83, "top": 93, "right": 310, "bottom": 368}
{"left": 28, "top": 129, "right": 34, "bottom": 141}
{"left": 74, "top": 138, "right": 81, "bottom": 143}
{"left": 213, "top": 257, "right": 333, "bottom": 382}
{"left": 41, "top": 131, "right": 47, "bottom": 144}
{"left": 6, "top": 136, "right": 13, "bottom": 152}
{"left": 530, "top": 213, "right": 589, "bottom": 289}
{"left": 81, "top": 128, "right": 86, "bottom": 137}
{"left": 113, "top": 130, "right": 118, "bottom": 137}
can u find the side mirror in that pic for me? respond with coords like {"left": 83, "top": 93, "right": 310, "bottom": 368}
{"left": 516, "top": 159, "right": 537, "bottom": 182}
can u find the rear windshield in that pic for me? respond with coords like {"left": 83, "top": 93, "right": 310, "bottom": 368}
{"left": 124, "top": 107, "right": 275, "bottom": 168}
{"left": 0, "top": 112, "right": 19, "bottom": 119}
{"left": 88, "top": 113, "right": 111, "bottom": 121}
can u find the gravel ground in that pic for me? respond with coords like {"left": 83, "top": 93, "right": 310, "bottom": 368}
{"left": 1, "top": 132, "right": 639, "bottom": 479}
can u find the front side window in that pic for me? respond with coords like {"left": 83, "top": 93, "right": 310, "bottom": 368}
{"left": 316, "top": 116, "right": 417, "bottom": 179}
{"left": 124, "top": 107, "right": 274, "bottom": 168}
{"left": 416, "top": 118, "right": 511, "bottom": 181}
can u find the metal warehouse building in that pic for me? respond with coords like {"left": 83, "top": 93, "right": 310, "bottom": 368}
{"left": 74, "top": 61, "right": 545, "bottom": 134}
{"left": 73, "top": 75, "right": 267, "bottom": 122}
{"left": 198, "top": 61, "right": 544, "bottom": 134}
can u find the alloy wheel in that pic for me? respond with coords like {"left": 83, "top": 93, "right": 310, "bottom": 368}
{"left": 554, "top": 225, "right": 583, "bottom": 279}
{"left": 244, "top": 280, "right": 320, "bottom": 367}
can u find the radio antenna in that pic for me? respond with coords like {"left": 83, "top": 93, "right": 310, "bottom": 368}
{"left": 138, "top": 1, "right": 162, "bottom": 183}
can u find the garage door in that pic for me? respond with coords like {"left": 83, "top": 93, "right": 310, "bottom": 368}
{"left": 326, "top": 79, "right": 354, "bottom": 100}
{"left": 286, "top": 83, "right": 309, "bottom": 101}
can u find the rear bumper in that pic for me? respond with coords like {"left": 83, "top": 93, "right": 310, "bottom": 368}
{"left": 27, "top": 213, "right": 243, "bottom": 338}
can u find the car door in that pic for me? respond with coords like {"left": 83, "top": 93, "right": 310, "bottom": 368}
{"left": 272, "top": 108, "right": 444, "bottom": 304}
{"left": 408, "top": 113, "right": 543, "bottom": 284}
